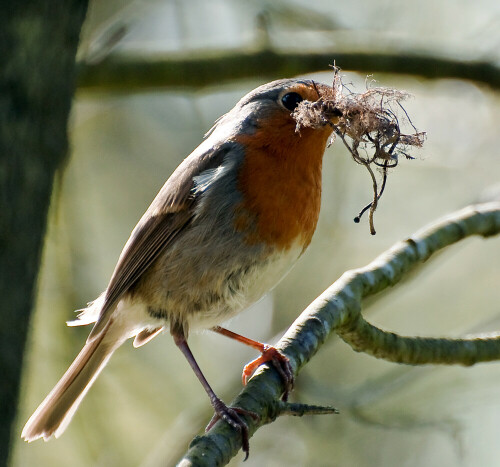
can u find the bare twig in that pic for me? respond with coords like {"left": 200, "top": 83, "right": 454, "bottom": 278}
{"left": 275, "top": 401, "right": 339, "bottom": 417}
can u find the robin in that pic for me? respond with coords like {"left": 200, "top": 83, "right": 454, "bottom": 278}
{"left": 22, "top": 78, "right": 338, "bottom": 456}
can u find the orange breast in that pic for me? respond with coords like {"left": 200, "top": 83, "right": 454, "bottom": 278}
{"left": 234, "top": 111, "right": 332, "bottom": 251}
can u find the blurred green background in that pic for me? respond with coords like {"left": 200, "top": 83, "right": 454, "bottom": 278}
{"left": 12, "top": 0, "right": 500, "bottom": 466}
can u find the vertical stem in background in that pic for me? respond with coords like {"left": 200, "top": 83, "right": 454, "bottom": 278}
{"left": 0, "top": 1, "right": 89, "bottom": 464}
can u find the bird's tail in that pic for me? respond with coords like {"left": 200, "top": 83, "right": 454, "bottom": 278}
{"left": 22, "top": 318, "right": 127, "bottom": 442}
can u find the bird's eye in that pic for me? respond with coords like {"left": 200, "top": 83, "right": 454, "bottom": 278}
{"left": 281, "top": 92, "right": 303, "bottom": 111}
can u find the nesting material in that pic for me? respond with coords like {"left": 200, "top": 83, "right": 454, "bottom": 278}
{"left": 293, "top": 67, "right": 426, "bottom": 234}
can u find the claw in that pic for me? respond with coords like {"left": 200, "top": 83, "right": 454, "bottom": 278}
{"left": 210, "top": 328, "right": 295, "bottom": 401}
{"left": 242, "top": 346, "right": 294, "bottom": 401}
{"left": 206, "top": 397, "right": 259, "bottom": 460}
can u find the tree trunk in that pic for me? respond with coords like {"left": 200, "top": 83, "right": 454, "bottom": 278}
{"left": 0, "top": 2, "right": 88, "bottom": 465}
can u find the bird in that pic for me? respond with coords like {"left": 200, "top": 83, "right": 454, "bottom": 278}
{"left": 22, "top": 78, "right": 338, "bottom": 457}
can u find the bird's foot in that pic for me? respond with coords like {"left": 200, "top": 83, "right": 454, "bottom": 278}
{"left": 206, "top": 397, "right": 259, "bottom": 460}
{"left": 242, "top": 346, "right": 294, "bottom": 401}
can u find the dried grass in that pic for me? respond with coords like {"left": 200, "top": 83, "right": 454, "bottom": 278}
{"left": 293, "top": 66, "right": 426, "bottom": 234}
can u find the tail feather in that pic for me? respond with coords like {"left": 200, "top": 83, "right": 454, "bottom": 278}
{"left": 22, "top": 319, "right": 125, "bottom": 442}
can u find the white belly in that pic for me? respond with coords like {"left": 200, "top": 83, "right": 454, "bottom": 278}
{"left": 186, "top": 243, "right": 303, "bottom": 330}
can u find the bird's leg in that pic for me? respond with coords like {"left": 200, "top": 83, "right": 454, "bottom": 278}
{"left": 171, "top": 331, "right": 258, "bottom": 459}
{"left": 211, "top": 326, "right": 294, "bottom": 401}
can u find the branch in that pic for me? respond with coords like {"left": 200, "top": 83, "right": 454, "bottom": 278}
{"left": 76, "top": 49, "right": 500, "bottom": 93}
{"left": 177, "top": 202, "right": 500, "bottom": 466}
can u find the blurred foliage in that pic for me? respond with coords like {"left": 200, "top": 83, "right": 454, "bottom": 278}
{"left": 12, "top": 0, "right": 500, "bottom": 466}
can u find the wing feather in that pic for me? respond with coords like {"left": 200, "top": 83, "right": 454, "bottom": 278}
{"left": 87, "top": 143, "right": 232, "bottom": 340}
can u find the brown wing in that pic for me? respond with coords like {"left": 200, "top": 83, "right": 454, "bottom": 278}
{"left": 87, "top": 143, "right": 232, "bottom": 340}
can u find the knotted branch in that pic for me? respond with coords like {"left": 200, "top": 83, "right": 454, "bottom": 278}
{"left": 178, "top": 202, "right": 500, "bottom": 466}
